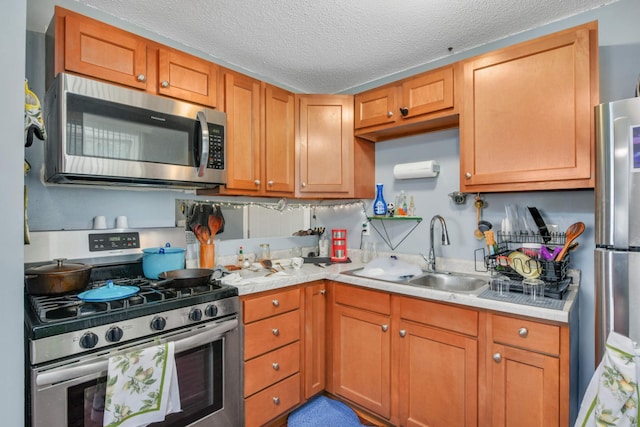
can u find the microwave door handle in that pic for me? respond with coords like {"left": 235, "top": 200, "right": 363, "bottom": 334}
{"left": 35, "top": 317, "right": 238, "bottom": 387}
{"left": 196, "top": 111, "right": 209, "bottom": 177}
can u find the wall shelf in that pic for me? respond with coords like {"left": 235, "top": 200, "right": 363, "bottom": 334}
{"left": 367, "top": 216, "right": 423, "bottom": 250}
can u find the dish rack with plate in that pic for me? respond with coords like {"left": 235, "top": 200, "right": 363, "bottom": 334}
{"left": 475, "top": 231, "right": 571, "bottom": 299}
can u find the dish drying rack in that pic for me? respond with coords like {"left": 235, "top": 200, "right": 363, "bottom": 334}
{"left": 475, "top": 231, "right": 572, "bottom": 299}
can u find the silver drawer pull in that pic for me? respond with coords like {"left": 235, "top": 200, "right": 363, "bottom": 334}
{"left": 320, "top": 289, "right": 326, "bottom": 295}
{"left": 381, "top": 324, "right": 388, "bottom": 332}
{"left": 273, "top": 396, "right": 280, "bottom": 405}
{"left": 518, "top": 327, "right": 528, "bottom": 338}
{"left": 399, "top": 329, "right": 406, "bottom": 337}
{"left": 272, "top": 328, "right": 280, "bottom": 336}
{"left": 493, "top": 353, "right": 502, "bottom": 363}
{"left": 136, "top": 74, "right": 146, "bottom": 82}
{"left": 272, "top": 362, "right": 279, "bottom": 371}
{"left": 272, "top": 299, "right": 280, "bottom": 307}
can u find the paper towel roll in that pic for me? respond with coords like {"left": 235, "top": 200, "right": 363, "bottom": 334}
{"left": 393, "top": 160, "right": 440, "bottom": 179}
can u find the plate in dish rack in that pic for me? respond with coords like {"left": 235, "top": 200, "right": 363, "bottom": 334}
{"left": 508, "top": 251, "right": 542, "bottom": 279}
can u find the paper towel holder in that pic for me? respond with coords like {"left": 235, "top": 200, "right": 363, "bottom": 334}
{"left": 393, "top": 160, "right": 440, "bottom": 180}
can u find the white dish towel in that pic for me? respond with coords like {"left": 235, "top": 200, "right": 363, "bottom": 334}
{"left": 575, "top": 331, "right": 639, "bottom": 427}
{"left": 103, "top": 342, "right": 181, "bottom": 427}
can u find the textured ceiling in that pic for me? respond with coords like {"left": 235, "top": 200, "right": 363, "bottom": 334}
{"left": 27, "top": 0, "right": 618, "bottom": 93}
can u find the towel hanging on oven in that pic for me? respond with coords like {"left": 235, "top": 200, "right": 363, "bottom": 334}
{"left": 103, "top": 342, "right": 181, "bottom": 427}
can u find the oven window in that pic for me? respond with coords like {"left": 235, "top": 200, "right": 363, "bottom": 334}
{"left": 67, "top": 340, "right": 223, "bottom": 426}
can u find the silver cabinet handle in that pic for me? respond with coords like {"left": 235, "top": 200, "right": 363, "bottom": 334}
{"left": 254, "top": 179, "right": 261, "bottom": 186}
{"left": 493, "top": 353, "right": 502, "bottom": 363}
{"left": 320, "top": 289, "right": 326, "bottom": 295}
{"left": 519, "top": 327, "right": 529, "bottom": 338}
{"left": 272, "top": 328, "right": 280, "bottom": 336}
{"left": 272, "top": 362, "right": 279, "bottom": 371}
{"left": 136, "top": 74, "right": 146, "bottom": 82}
{"left": 161, "top": 80, "right": 169, "bottom": 88}
{"left": 387, "top": 111, "right": 393, "bottom": 117}
{"left": 268, "top": 180, "right": 274, "bottom": 186}
{"left": 273, "top": 396, "right": 280, "bottom": 405}
{"left": 465, "top": 172, "right": 472, "bottom": 179}
{"left": 272, "top": 299, "right": 279, "bottom": 307}
{"left": 399, "top": 329, "right": 406, "bottom": 337}
{"left": 381, "top": 324, "right": 388, "bottom": 332}
{"left": 195, "top": 111, "right": 209, "bottom": 177}
{"left": 301, "top": 182, "right": 307, "bottom": 188}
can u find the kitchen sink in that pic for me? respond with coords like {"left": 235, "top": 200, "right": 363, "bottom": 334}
{"left": 406, "top": 272, "right": 488, "bottom": 293}
{"left": 341, "top": 268, "right": 488, "bottom": 293}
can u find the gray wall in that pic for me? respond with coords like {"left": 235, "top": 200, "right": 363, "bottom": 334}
{"left": 2, "top": 1, "right": 26, "bottom": 425}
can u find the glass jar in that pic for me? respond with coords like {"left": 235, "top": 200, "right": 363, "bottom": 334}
{"left": 259, "top": 243, "right": 271, "bottom": 261}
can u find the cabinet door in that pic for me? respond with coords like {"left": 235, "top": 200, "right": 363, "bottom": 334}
{"left": 489, "top": 344, "right": 560, "bottom": 427}
{"left": 400, "top": 66, "right": 454, "bottom": 119}
{"left": 333, "top": 304, "right": 391, "bottom": 418}
{"left": 223, "top": 72, "right": 262, "bottom": 192}
{"left": 157, "top": 48, "right": 218, "bottom": 107}
{"left": 264, "top": 84, "right": 295, "bottom": 194}
{"left": 354, "top": 86, "right": 398, "bottom": 129}
{"left": 398, "top": 321, "right": 478, "bottom": 427}
{"left": 304, "top": 282, "right": 327, "bottom": 399}
{"left": 460, "top": 23, "right": 597, "bottom": 192}
{"left": 296, "top": 94, "right": 354, "bottom": 196}
{"left": 63, "top": 11, "right": 148, "bottom": 89}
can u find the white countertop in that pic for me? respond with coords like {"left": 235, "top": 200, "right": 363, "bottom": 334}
{"left": 222, "top": 257, "right": 578, "bottom": 324}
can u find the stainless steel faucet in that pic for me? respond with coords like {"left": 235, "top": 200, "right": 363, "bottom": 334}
{"left": 424, "top": 215, "right": 450, "bottom": 272}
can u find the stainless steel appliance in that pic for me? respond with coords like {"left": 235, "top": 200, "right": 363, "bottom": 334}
{"left": 25, "top": 232, "right": 242, "bottom": 427}
{"left": 44, "top": 73, "right": 226, "bottom": 188}
{"left": 594, "top": 96, "right": 640, "bottom": 362}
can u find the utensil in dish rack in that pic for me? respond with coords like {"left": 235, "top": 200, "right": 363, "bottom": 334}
{"left": 555, "top": 222, "right": 585, "bottom": 261}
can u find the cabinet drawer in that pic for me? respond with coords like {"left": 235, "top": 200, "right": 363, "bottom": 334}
{"left": 245, "top": 341, "right": 300, "bottom": 397}
{"left": 491, "top": 314, "right": 560, "bottom": 355}
{"left": 244, "top": 310, "right": 300, "bottom": 360}
{"left": 335, "top": 284, "right": 391, "bottom": 315}
{"left": 398, "top": 296, "right": 478, "bottom": 336}
{"left": 243, "top": 288, "right": 300, "bottom": 323}
{"left": 245, "top": 373, "right": 301, "bottom": 427}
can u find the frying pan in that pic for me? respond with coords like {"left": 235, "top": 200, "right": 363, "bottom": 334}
{"left": 157, "top": 268, "right": 215, "bottom": 288}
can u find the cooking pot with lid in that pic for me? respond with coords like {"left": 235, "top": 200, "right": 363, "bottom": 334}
{"left": 142, "top": 243, "right": 186, "bottom": 279}
{"left": 25, "top": 258, "right": 93, "bottom": 295}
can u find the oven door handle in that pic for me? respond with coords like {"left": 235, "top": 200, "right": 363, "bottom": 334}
{"left": 35, "top": 317, "right": 238, "bottom": 387}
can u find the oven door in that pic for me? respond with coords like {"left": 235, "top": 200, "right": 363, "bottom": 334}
{"left": 29, "top": 317, "right": 242, "bottom": 427}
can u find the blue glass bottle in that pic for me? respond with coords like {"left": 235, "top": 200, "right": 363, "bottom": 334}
{"left": 373, "top": 183, "right": 387, "bottom": 216}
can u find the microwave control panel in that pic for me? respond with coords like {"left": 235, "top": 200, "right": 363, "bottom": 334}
{"left": 207, "top": 124, "right": 225, "bottom": 169}
{"left": 89, "top": 232, "right": 141, "bottom": 252}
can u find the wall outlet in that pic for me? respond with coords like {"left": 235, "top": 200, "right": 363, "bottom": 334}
{"left": 362, "top": 221, "right": 370, "bottom": 236}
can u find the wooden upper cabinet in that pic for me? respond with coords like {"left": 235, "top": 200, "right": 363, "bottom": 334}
{"left": 221, "top": 71, "right": 262, "bottom": 193}
{"left": 157, "top": 47, "right": 218, "bottom": 107}
{"left": 296, "top": 94, "right": 356, "bottom": 197}
{"left": 354, "top": 64, "right": 460, "bottom": 142}
{"left": 59, "top": 9, "right": 148, "bottom": 90}
{"left": 264, "top": 84, "right": 296, "bottom": 194}
{"left": 50, "top": 7, "right": 219, "bottom": 108}
{"left": 460, "top": 21, "right": 598, "bottom": 192}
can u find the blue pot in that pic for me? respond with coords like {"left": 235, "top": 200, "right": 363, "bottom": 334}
{"left": 142, "top": 245, "right": 186, "bottom": 279}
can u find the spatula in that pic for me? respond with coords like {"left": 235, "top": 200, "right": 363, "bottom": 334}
{"left": 555, "top": 222, "right": 585, "bottom": 261}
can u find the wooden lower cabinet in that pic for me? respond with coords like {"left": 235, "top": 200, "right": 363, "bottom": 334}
{"left": 304, "top": 282, "right": 327, "bottom": 399}
{"left": 242, "top": 287, "right": 303, "bottom": 427}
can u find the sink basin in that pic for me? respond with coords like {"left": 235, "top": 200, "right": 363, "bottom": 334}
{"left": 407, "top": 272, "right": 488, "bottom": 293}
{"left": 341, "top": 268, "right": 488, "bottom": 293}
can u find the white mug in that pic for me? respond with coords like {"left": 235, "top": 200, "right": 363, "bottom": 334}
{"left": 93, "top": 215, "right": 107, "bottom": 229}
{"left": 291, "top": 257, "right": 304, "bottom": 270}
{"left": 115, "top": 215, "right": 128, "bottom": 229}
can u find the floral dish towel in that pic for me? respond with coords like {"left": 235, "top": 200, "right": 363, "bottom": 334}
{"left": 103, "top": 342, "right": 181, "bottom": 427}
{"left": 575, "top": 331, "right": 639, "bottom": 427}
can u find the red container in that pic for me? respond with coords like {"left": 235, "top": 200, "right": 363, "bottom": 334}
{"left": 330, "top": 229, "right": 348, "bottom": 262}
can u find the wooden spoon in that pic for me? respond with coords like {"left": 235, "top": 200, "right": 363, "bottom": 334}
{"left": 208, "top": 214, "right": 223, "bottom": 237}
{"left": 555, "top": 222, "right": 585, "bottom": 261}
{"left": 260, "top": 259, "right": 278, "bottom": 272}
{"left": 474, "top": 197, "right": 484, "bottom": 240}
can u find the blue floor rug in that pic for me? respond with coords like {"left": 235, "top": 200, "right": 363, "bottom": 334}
{"left": 288, "top": 395, "right": 365, "bottom": 427}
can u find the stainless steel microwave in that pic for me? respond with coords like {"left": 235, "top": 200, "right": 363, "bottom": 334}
{"left": 44, "top": 73, "right": 226, "bottom": 188}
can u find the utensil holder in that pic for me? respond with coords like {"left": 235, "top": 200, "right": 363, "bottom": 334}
{"left": 200, "top": 243, "right": 215, "bottom": 269}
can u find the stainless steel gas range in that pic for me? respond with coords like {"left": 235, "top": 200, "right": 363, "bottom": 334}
{"left": 24, "top": 229, "right": 243, "bottom": 427}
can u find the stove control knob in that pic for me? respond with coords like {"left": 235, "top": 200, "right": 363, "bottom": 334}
{"left": 151, "top": 316, "right": 167, "bottom": 331}
{"left": 105, "top": 326, "right": 124, "bottom": 342}
{"left": 189, "top": 308, "right": 203, "bottom": 322}
{"left": 205, "top": 304, "right": 218, "bottom": 318}
{"left": 79, "top": 332, "right": 99, "bottom": 349}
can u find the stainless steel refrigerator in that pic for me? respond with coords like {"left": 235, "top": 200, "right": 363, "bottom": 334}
{"left": 595, "top": 96, "right": 640, "bottom": 363}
